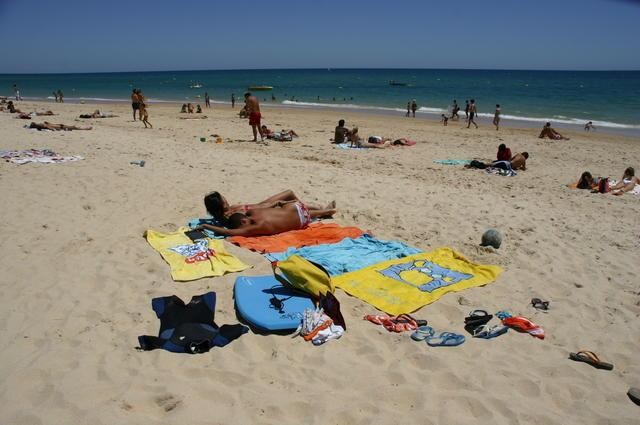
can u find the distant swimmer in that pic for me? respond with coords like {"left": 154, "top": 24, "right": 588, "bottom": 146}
{"left": 467, "top": 99, "right": 478, "bottom": 129}
{"left": 584, "top": 121, "right": 595, "bottom": 131}
{"left": 244, "top": 92, "right": 264, "bottom": 143}
{"left": 493, "top": 104, "right": 501, "bottom": 130}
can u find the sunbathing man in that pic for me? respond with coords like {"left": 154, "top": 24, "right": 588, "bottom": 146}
{"left": 79, "top": 109, "right": 117, "bottom": 118}
{"left": 204, "top": 190, "right": 335, "bottom": 222}
{"left": 539, "top": 122, "right": 570, "bottom": 140}
{"left": 261, "top": 125, "right": 298, "bottom": 140}
{"left": 195, "top": 201, "right": 337, "bottom": 237}
{"left": 466, "top": 152, "right": 529, "bottom": 171}
{"left": 348, "top": 128, "right": 392, "bottom": 149}
{"left": 28, "top": 122, "right": 92, "bottom": 131}
{"left": 611, "top": 167, "right": 640, "bottom": 195}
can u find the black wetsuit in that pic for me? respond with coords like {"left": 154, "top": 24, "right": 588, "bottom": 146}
{"left": 138, "top": 292, "right": 248, "bottom": 354}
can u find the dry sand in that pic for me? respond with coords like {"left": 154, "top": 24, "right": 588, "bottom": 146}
{"left": 0, "top": 100, "right": 639, "bottom": 424}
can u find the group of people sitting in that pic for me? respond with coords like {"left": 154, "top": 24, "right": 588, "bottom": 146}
{"left": 466, "top": 144, "right": 529, "bottom": 172}
{"left": 332, "top": 119, "right": 415, "bottom": 148}
{"left": 180, "top": 103, "right": 202, "bottom": 114}
{"left": 576, "top": 167, "right": 640, "bottom": 195}
{"left": 193, "top": 190, "right": 336, "bottom": 237}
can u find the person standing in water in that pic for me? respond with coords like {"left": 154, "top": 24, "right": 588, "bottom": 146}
{"left": 467, "top": 99, "right": 478, "bottom": 129}
{"left": 411, "top": 100, "right": 418, "bottom": 118}
{"left": 493, "top": 104, "right": 501, "bottom": 130}
{"left": 405, "top": 101, "right": 411, "bottom": 117}
{"left": 57, "top": 89, "right": 64, "bottom": 103}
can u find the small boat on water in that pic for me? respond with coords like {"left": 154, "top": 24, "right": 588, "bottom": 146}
{"left": 389, "top": 80, "right": 408, "bottom": 86}
{"left": 248, "top": 85, "right": 273, "bottom": 91}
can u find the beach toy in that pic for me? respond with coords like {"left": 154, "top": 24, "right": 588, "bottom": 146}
{"left": 130, "top": 160, "right": 145, "bottom": 167}
{"left": 481, "top": 229, "right": 502, "bottom": 249}
{"left": 234, "top": 275, "right": 314, "bottom": 332}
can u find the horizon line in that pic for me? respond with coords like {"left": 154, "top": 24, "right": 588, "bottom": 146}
{"left": 1, "top": 66, "right": 640, "bottom": 76}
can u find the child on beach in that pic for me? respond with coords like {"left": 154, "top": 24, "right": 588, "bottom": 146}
{"left": 139, "top": 103, "right": 152, "bottom": 128}
{"left": 441, "top": 114, "right": 448, "bottom": 126}
{"left": 493, "top": 104, "right": 501, "bottom": 130}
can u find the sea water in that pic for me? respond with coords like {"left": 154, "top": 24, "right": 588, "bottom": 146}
{"left": 2, "top": 69, "right": 639, "bottom": 135}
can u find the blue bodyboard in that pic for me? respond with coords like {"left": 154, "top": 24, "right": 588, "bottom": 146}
{"left": 234, "top": 275, "right": 314, "bottom": 331}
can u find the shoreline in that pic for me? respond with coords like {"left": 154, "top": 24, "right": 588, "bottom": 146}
{"left": 16, "top": 97, "right": 640, "bottom": 138}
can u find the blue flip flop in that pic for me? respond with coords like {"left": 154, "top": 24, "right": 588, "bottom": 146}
{"left": 411, "top": 326, "right": 434, "bottom": 341}
{"left": 426, "top": 332, "right": 466, "bottom": 347}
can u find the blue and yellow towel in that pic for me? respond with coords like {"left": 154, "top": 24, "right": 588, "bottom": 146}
{"left": 333, "top": 248, "right": 502, "bottom": 315}
{"left": 146, "top": 228, "right": 250, "bottom": 281}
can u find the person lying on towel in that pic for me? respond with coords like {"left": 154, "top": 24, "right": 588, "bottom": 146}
{"left": 204, "top": 190, "right": 335, "bottom": 222}
{"left": 28, "top": 122, "right": 92, "bottom": 131}
{"left": 194, "top": 201, "right": 337, "bottom": 237}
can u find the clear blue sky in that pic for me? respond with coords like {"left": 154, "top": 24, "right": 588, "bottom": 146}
{"left": 0, "top": 0, "right": 639, "bottom": 73}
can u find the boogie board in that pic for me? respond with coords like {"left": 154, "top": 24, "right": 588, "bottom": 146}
{"left": 234, "top": 275, "right": 314, "bottom": 331}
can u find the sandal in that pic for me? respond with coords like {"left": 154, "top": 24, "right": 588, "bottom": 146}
{"left": 502, "top": 316, "right": 545, "bottom": 339}
{"left": 411, "top": 326, "right": 435, "bottom": 341}
{"left": 569, "top": 350, "right": 614, "bottom": 370}
{"left": 426, "top": 332, "right": 466, "bottom": 347}
{"left": 531, "top": 298, "right": 550, "bottom": 311}
{"left": 472, "top": 324, "right": 509, "bottom": 339}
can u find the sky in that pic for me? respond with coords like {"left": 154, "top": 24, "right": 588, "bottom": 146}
{"left": 0, "top": 0, "right": 639, "bottom": 73}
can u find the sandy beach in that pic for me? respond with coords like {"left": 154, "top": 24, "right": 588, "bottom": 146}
{"left": 1, "top": 100, "right": 639, "bottom": 424}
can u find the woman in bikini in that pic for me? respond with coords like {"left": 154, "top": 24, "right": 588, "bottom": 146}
{"left": 203, "top": 190, "right": 335, "bottom": 222}
{"left": 611, "top": 167, "right": 640, "bottom": 195}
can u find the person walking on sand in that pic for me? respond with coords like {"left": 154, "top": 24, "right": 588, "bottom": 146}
{"left": 411, "top": 99, "right": 417, "bottom": 118}
{"left": 231, "top": 93, "right": 236, "bottom": 108}
{"left": 139, "top": 102, "right": 152, "bottom": 128}
{"left": 244, "top": 92, "right": 264, "bottom": 143}
{"left": 464, "top": 100, "right": 470, "bottom": 121}
{"left": 205, "top": 92, "right": 211, "bottom": 108}
{"left": 131, "top": 89, "right": 140, "bottom": 121}
{"left": 53, "top": 91, "right": 58, "bottom": 103}
{"left": 467, "top": 99, "right": 478, "bottom": 129}
{"left": 493, "top": 104, "right": 501, "bottom": 130}
{"left": 57, "top": 89, "right": 64, "bottom": 103}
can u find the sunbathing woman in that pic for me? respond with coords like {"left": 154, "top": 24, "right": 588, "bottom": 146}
{"left": 539, "top": 122, "right": 570, "bottom": 140}
{"left": 576, "top": 171, "right": 599, "bottom": 190}
{"left": 611, "top": 167, "right": 640, "bottom": 195}
{"left": 28, "top": 122, "right": 92, "bottom": 131}
{"left": 204, "top": 190, "right": 335, "bottom": 222}
{"left": 79, "top": 109, "right": 117, "bottom": 118}
{"left": 261, "top": 125, "right": 299, "bottom": 140}
{"left": 348, "top": 128, "right": 392, "bottom": 149}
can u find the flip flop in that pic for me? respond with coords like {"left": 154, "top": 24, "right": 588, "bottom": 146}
{"left": 472, "top": 324, "right": 509, "bottom": 339}
{"left": 411, "top": 326, "right": 435, "bottom": 341}
{"left": 464, "top": 309, "right": 493, "bottom": 327}
{"left": 531, "top": 298, "right": 550, "bottom": 311}
{"left": 569, "top": 351, "right": 614, "bottom": 370}
{"left": 502, "top": 316, "right": 545, "bottom": 339}
{"left": 426, "top": 332, "right": 466, "bottom": 347}
{"left": 628, "top": 388, "right": 640, "bottom": 406}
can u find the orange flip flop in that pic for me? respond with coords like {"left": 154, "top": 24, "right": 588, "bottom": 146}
{"left": 502, "top": 316, "right": 545, "bottom": 339}
{"left": 569, "top": 351, "right": 614, "bottom": 370}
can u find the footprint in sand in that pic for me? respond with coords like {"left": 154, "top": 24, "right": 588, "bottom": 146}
{"left": 155, "top": 394, "right": 182, "bottom": 412}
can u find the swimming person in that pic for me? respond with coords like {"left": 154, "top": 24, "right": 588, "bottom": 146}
{"left": 195, "top": 201, "right": 336, "bottom": 237}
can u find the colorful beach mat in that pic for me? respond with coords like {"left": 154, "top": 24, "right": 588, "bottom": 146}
{"left": 433, "top": 159, "right": 471, "bottom": 165}
{"left": 146, "top": 227, "right": 250, "bottom": 281}
{"left": 333, "top": 248, "right": 503, "bottom": 315}
{"left": 228, "top": 223, "right": 365, "bottom": 254}
{"left": 266, "top": 235, "right": 422, "bottom": 276}
{"left": 1, "top": 149, "right": 83, "bottom": 164}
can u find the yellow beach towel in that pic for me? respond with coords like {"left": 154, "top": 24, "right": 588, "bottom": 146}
{"left": 146, "top": 228, "right": 250, "bottom": 281}
{"left": 333, "top": 248, "right": 502, "bottom": 315}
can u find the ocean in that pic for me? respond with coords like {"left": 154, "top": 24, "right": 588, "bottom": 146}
{"left": 2, "top": 69, "right": 639, "bottom": 135}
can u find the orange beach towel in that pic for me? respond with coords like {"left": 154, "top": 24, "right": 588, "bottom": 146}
{"left": 228, "top": 222, "right": 366, "bottom": 253}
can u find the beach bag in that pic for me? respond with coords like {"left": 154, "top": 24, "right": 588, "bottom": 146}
{"left": 272, "top": 255, "right": 334, "bottom": 298}
{"left": 598, "top": 178, "right": 610, "bottom": 193}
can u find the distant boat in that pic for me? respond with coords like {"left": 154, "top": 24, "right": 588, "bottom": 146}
{"left": 248, "top": 85, "right": 273, "bottom": 91}
{"left": 389, "top": 80, "right": 408, "bottom": 86}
